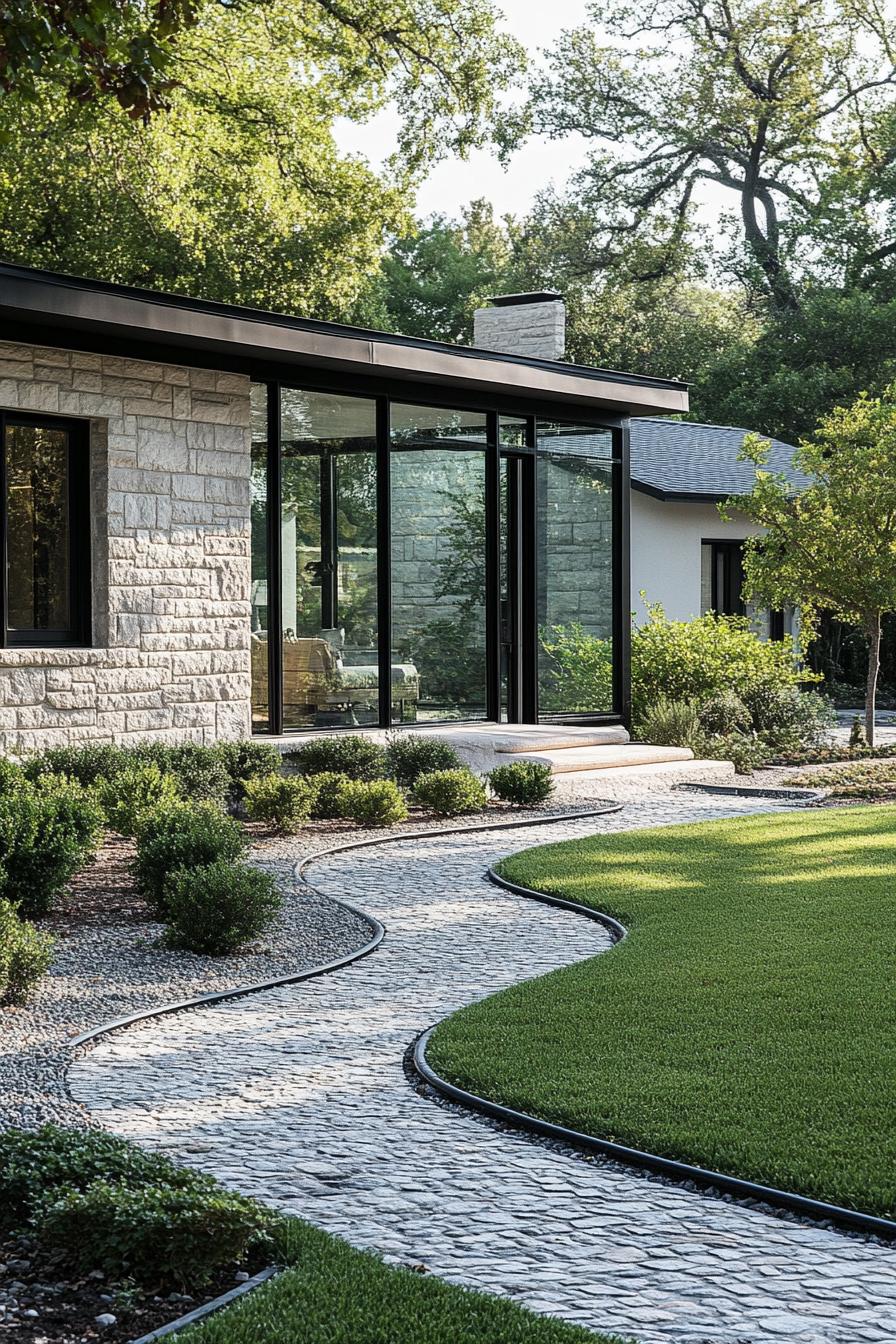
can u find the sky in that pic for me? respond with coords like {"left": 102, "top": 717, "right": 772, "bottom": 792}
{"left": 335, "top": 0, "right": 594, "bottom": 221}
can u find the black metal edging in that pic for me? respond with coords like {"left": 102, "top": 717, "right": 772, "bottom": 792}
{"left": 69, "top": 807, "right": 620, "bottom": 1053}
{"left": 69, "top": 897, "right": 384, "bottom": 1050}
{"left": 413, "top": 865, "right": 896, "bottom": 1242}
{"left": 128, "top": 1264, "right": 282, "bottom": 1344}
{"left": 676, "top": 782, "right": 827, "bottom": 803}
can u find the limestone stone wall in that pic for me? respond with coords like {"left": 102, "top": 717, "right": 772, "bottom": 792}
{"left": 473, "top": 299, "right": 566, "bottom": 361}
{"left": 0, "top": 342, "right": 252, "bottom": 753}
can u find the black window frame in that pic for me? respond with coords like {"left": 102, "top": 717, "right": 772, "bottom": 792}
{"left": 702, "top": 538, "right": 746, "bottom": 617}
{"left": 252, "top": 377, "right": 629, "bottom": 735}
{"left": 0, "top": 409, "right": 92, "bottom": 649}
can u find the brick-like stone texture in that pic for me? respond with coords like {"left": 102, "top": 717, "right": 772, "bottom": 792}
{"left": 0, "top": 343, "right": 252, "bottom": 751}
{"left": 473, "top": 300, "right": 566, "bottom": 361}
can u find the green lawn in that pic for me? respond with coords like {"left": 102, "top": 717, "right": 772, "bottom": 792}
{"left": 182, "top": 1220, "right": 627, "bottom": 1344}
{"left": 428, "top": 806, "right": 896, "bottom": 1218}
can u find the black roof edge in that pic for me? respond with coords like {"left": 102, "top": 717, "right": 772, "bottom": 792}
{"left": 631, "top": 480, "right": 739, "bottom": 503}
{"left": 486, "top": 291, "right": 562, "bottom": 307}
{"left": 0, "top": 263, "right": 689, "bottom": 396}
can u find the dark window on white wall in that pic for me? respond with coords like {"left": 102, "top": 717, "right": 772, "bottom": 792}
{"left": 701, "top": 540, "right": 745, "bottom": 617}
{"left": 1, "top": 412, "right": 91, "bottom": 647}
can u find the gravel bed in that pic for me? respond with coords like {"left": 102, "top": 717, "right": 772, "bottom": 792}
{"left": 1, "top": 799, "right": 618, "bottom": 1134}
{"left": 0, "top": 833, "right": 375, "bottom": 1132}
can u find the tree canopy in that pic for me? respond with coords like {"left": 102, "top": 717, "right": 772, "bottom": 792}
{"left": 532, "top": 0, "right": 896, "bottom": 312}
{"left": 728, "top": 384, "right": 896, "bottom": 742}
{"left": 0, "top": 0, "right": 522, "bottom": 317}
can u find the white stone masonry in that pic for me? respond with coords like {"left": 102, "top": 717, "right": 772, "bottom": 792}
{"left": 0, "top": 343, "right": 252, "bottom": 751}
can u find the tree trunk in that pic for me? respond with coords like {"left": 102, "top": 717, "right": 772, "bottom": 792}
{"left": 865, "top": 614, "right": 882, "bottom": 749}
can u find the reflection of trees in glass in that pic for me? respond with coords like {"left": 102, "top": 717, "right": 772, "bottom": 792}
{"left": 398, "top": 471, "right": 487, "bottom": 708}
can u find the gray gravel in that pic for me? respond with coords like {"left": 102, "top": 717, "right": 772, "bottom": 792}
{"left": 0, "top": 834, "right": 374, "bottom": 1131}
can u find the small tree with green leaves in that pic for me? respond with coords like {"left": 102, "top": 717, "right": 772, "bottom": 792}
{"left": 726, "top": 386, "right": 896, "bottom": 746}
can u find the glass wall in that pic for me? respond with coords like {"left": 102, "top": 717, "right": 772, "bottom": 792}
{"left": 250, "top": 383, "right": 623, "bottom": 732}
{"left": 390, "top": 405, "right": 488, "bottom": 722}
{"left": 279, "top": 390, "right": 379, "bottom": 730}
{"left": 536, "top": 421, "right": 615, "bottom": 715}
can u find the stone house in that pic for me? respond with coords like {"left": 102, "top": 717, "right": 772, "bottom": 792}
{"left": 0, "top": 268, "right": 688, "bottom": 751}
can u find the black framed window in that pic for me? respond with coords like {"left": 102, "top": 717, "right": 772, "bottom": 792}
{"left": 1, "top": 411, "right": 91, "bottom": 647}
{"left": 701, "top": 540, "right": 745, "bottom": 617}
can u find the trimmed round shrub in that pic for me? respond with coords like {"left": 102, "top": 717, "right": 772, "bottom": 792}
{"left": 385, "top": 734, "right": 463, "bottom": 788}
{"left": 703, "top": 732, "right": 771, "bottom": 775}
{"left": 244, "top": 773, "right": 315, "bottom": 833}
{"left": 413, "top": 768, "right": 487, "bottom": 817}
{"left": 36, "top": 1179, "right": 272, "bottom": 1288}
{"left": 96, "top": 762, "right": 181, "bottom": 837}
{"left": 307, "top": 771, "right": 354, "bottom": 820}
{"left": 342, "top": 780, "right": 408, "bottom": 828}
{"left": 0, "top": 779, "right": 103, "bottom": 919}
{"left": 134, "top": 802, "right": 245, "bottom": 916}
{"left": 698, "top": 689, "right": 752, "bottom": 737}
{"left": 487, "top": 761, "right": 555, "bottom": 806}
{"left": 0, "top": 1125, "right": 202, "bottom": 1230}
{"left": 0, "top": 899, "right": 54, "bottom": 1005}
{"left": 213, "top": 740, "right": 283, "bottom": 797}
{"left": 163, "top": 860, "right": 281, "bottom": 955}
{"left": 287, "top": 735, "right": 388, "bottom": 781}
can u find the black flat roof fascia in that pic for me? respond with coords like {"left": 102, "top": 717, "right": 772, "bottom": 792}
{"left": 0, "top": 264, "right": 689, "bottom": 417}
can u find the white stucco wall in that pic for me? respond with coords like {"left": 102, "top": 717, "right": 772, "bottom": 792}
{"left": 0, "top": 342, "right": 252, "bottom": 753}
{"left": 630, "top": 489, "right": 763, "bottom": 622}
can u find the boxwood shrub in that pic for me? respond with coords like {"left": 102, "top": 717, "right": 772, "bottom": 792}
{"left": 342, "top": 780, "right": 409, "bottom": 828}
{"left": 163, "top": 861, "right": 281, "bottom": 955}
{"left": 287, "top": 735, "right": 387, "bottom": 782}
{"left": 0, "top": 778, "right": 103, "bottom": 918}
{"left": 244, "top": 773, "right": 315, "bottom": 833}
{"left": 212, "top": 740, "right": 283, "bottom": 797}
{"left": 96, "top": 762, "right": 181, "bottom": 837}
{"left": 0, "top": 899, "right": 54, "bottom": 1005}
{"left": 487, "top": 761, "right": 555, "bottom": 806}
{"left": 134, "top": 802, "right": 245, "bottom": 916}
{"left": 307, "top": 771, "right": 354, "bottom": 820}
{"left": 413, "top": 768, "right": 487, "bottom": 817}
{"left": 385, "top": 734, "right": 463, "bottom": 788}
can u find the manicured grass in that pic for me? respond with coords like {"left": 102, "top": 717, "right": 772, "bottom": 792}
{"left": 182, "top": 1220, "right": 627, "bottom": 1344}
{"left": 428, "top": 807, "right": 896, "bottom": 1218}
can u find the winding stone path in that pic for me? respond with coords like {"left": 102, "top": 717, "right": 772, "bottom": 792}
{"left": 69, "top": 794, "right": 896, "bottom": 1344}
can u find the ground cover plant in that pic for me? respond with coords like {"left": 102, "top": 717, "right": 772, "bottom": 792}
{"left": 784, "top": 760, "right": 896, "bottom": 800}
{"left": 429, "top": 808, "right": 896, "bottom": 1218}
{"left": 0, "top": 1128, "right": 623, "bottom": 1344}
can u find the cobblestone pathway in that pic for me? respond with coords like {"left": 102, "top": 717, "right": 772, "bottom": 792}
{"left": 69, "top": 794, "right": 896, "bottom": 1344}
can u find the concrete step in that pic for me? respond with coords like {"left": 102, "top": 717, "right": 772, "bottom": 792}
{"left": 491, "top": 726, "right": 630, "bottom": 754}
{"left": 515, "top": 743, "right": 694, "bottom": 774}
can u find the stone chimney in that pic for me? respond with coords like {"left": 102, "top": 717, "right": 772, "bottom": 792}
{"left": 473, "top": 291, "right": 566, "bottom": 361}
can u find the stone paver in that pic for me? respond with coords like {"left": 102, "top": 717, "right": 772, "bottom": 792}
{"left": 69, "top": 794, "right": 896, "bottom": 1344}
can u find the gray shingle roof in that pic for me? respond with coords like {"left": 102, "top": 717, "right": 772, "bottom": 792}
{"left": 630, "top": 419, "right": 811, "bottom": 501}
